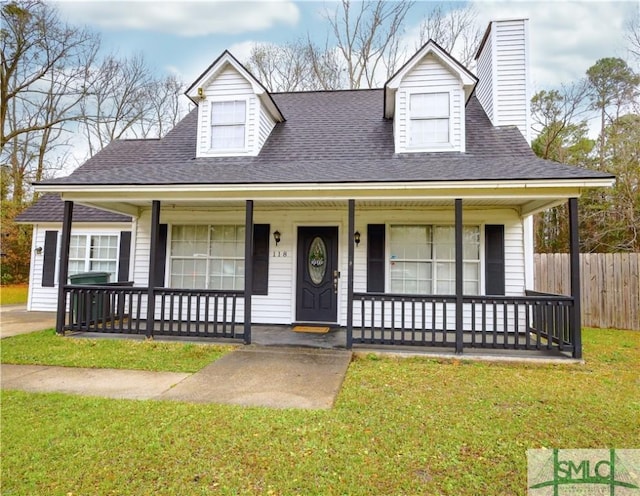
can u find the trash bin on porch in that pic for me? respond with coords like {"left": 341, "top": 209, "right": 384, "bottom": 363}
{"left": 69, "top": 272, "right": 110, "bottom": 325}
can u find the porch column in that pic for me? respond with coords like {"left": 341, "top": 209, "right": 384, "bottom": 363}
{"left": 568, "top": 197, "right": 582, "bottom": 359}
{"left": 243, "top": 200, "right": 254, "bottom": 344}
{"left": 55, "top": 200, "right": 73, "bottom": 334}
{"left": 455, "top": 199, "right": 464, "bottom": 353}
{"left": 346, "top": 199, "right": 355, "bottom": 349}
{"left": 146, "top": 200, "right": 160, "bottom": 338}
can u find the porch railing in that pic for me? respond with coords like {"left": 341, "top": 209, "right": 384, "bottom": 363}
{"left": 62, "top": 284, "right": 244, "bottom": 340}
{"left": 353, "top": 291, "right": 575, "bottom": 355}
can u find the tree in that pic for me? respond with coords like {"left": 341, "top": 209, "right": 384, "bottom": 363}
{"left": 1, "top": 0, "right": 100, "bottom": 204}
{"left": 416, "top": 3, "right": 481, "bottom": 68}
{"left": 586, "top": 57, "right": 640, "bottom": 169}
{"left": 530, "top": 86, "right": 595, "bottom": 252}
{"left": 246, "top": 40, "right": 322, "bottom": 92}
{"left": 320, "top": 0, "right": 414, "bottom": 89}
{"left": 581, "top": 114, "right": 640, "bottom": 252}
{"left": 626, "top": 5, "right": 640, "bottom": 66}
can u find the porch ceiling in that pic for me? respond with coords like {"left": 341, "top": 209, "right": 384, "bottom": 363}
{"left": 56, "top": 181, "right": 591, "bottom": 218}
{"left": 71, "top": 197, "right": 564, "bottom": 219}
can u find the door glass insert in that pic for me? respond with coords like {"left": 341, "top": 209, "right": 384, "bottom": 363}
{"left": 308, "top": 236, "right": 327, "bottom": 285}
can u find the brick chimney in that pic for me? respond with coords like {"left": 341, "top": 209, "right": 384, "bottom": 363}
{"left": 474, "top": 19, "right": 531, "bottom": 144}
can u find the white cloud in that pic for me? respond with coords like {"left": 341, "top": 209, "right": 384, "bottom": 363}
{"left": 475, "top": 1, "right": 635, "bottom": 90}
{"left": 55, "top": 0, "right": 300, "bottom": 37}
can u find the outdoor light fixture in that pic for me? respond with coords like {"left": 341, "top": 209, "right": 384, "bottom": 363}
{"left": 35, "top": 246, "right": 43, "bottom": 255}
{"left": 273, "top": 230, "right": 281, "bottom": 246}
{"left": 354, "top": 231, "right": 361, "bottom": 247}
{"left": 197, "top": 87, "right": 205, "bottom": 99}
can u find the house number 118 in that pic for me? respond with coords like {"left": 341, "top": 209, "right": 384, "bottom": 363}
{"left": 272, "top": 251, "right": 287, "bottom": 257}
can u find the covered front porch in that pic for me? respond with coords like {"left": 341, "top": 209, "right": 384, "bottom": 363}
{"left": 50, "top": 186, "right": 585, "bottom": 359}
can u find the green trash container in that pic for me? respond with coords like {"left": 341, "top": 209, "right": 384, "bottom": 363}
{"left": 69, "top": 272, "right": 110, "bottom": 325}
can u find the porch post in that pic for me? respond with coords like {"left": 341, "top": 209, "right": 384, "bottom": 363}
{"left": 346, "top": 199, "right": 355, "bottom": 349}
{"left": 244, "top": 200, "right": 254, "bottom": 344}
{"left": 455, "top": 199, "right": 464, "bottom": 353}
{"left": 146, "top": 200, "right": 160, "bottom": 338}
{"left": 568, "top": 197, "right": 582, "bottom": 359}
{"left": 55, "top": 200, "right": 73, "bottom": 334}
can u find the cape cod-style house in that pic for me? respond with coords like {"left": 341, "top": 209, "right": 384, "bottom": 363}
{"left": 32, "top": 19, "right": 614, "bottom": 358}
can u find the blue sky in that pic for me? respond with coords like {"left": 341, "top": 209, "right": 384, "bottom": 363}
{"left": 53, "top": 0, "right": 638, "bottom": 93}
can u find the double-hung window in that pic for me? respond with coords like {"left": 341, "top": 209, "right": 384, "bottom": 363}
{"left": 210, "top": 100, "right": 246, "bottom": 150}
{"left": 389, "top": 225, "right": 480, "bottom": 295}
{"left": 409, "top": 92, "right": 450, "bottom": 147}
{"left": 68, "top": 235, "right": 118, "bottom": 281}
{"left": 170, "top": 225, "right": 245, "bottom": 290}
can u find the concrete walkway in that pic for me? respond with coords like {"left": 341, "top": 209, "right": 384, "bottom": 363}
{"left": 0, "top": 305, "right": 56, "bottom": 338}
{"left": 1, "top": 347, "right": 353, "bottom": 409}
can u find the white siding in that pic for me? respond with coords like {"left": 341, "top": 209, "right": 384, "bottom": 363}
{"left": 133, "top": 206, "right": 527, "bottom": 327}
{"left": 257, "top": 103, "right": 276, "bottom": 149}
{"left": 196, "top": 65, "right": 276, "bottom": 157}
{"left": 27, "top": 223, "right": 130, "bottom": 312}
{"left": 395, "top": 54, "right": 466, "bottom": 153}
{"left": 475, "top": 19, "right": 530, "bottom": 143}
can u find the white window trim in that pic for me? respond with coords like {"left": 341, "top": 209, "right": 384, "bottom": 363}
{"left": 207, "top": 96, "right": 250, "bottom": 155}
{"left": 385, "top": 223, "right": 483, "bottom": 296}
{"left": 168, "top": 224, "right": 246, "bottom": 291}
{"left": 68, "top": 234, "right": 120, "bottom": 282}
{"left": 405, "top": 88, "right": 456, "bottom": 153}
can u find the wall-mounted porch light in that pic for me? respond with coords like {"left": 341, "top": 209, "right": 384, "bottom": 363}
{"left": 273, "top": 230, "right": 281, "bottom": 246}
{"left": 35, "top": 246, "right": 43, "bottom": 255}
{"left": 354, "top": 231, "right": 361, "bottom": 247}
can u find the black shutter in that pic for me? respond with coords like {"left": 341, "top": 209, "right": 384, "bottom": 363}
{"left": 117, "top": 231, "right": 132, "bottom": 282}
{"left": 252, "top": 224, "right": 270, "bottom": 295}
{"left": 42, "top": 230, "right": 58, "bottom": 287}
{"left": 154, "top": 224, "right": 168, "bottom": 287}
{"left": 485, "top": 224, "right": 505, "bottom": 295}
{"left": 367, "top": 224, "right": 385, "bottom": 293}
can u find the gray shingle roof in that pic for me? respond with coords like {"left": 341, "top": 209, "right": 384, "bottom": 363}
{"left": 15, "top": 194, "right": 132, "bottom": 223}
{"left": 39, "top": 90, "right": 613, "bottom": 186}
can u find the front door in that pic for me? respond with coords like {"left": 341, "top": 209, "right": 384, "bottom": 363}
{"left": 296, "top": 226, "right": 338, "bottom": 323}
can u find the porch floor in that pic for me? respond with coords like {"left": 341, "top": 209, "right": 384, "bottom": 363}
{"left": 70, "top": 325, "right": 578, "bottom": 362}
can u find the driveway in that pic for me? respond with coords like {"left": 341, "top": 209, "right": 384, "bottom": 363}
{"left": 0, "top": 305, "right": 56, "bottom": 338}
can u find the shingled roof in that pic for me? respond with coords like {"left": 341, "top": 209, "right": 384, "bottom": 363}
{"left": 15, "top": 194, "right": 132, "bottom": 223}
{"left": 37, "top": 89, "right": 613, "bottom": 187}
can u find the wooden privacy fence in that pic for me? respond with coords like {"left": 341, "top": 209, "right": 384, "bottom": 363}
{"left": 534, "top": 253, "right": 640, "bottom": 331}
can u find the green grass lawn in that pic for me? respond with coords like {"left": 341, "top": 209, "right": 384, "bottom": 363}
{"left": 2, "top": 328, "right": 639, "bottom": 495}
{"left": 0, "top": 283, "right": 28, "bottom": 305}
{"left": 1, "top": 329, "right": 235, "bottom": 373}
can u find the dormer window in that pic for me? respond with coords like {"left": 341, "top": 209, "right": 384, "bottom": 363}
{"left": 409, "top": 92, "right": 450, "bottom": 147}
{"left": 211, "top": 100, "right": 246, "bottom": 150}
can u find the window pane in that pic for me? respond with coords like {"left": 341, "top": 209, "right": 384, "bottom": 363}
{"left": 434, "top": 226, "right": 455, "bottom": 260}
{"left": 410, "top": 93, "right": 449, "bottom": 117}
{"left": 463, "top": 227, "right": 480, "bottom": 259}
{"left": 211, "top": 101, "right": 245, "bottom": 125}
{"left": 390, "top": 226, "right": 431, "bottom": 260}
{"left": 410, "top": 118, "right": 449, "bottom": 146}
{"left": 69, "top": 235, "right": 87, "bottom": 259}
{"left": 90, "top": 235, "right": 117, "bottom": 259}
{"left": 211, "top": 124, "right": 245, "bottom": 149}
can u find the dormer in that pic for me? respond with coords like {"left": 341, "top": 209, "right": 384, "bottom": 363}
{"left": 384, "top": 40, "right": 477, "bottom": 154}
{"left": 186, "top": 51, "right": 285, "bottom": 158}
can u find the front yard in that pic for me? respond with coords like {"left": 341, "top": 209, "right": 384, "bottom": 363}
{"left": 1, "top": 328, "right": 638, "bottom": 495}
